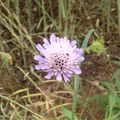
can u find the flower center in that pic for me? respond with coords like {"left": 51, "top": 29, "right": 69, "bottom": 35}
{"left": 51, "top": 53, "right": 69, "bottom": 70}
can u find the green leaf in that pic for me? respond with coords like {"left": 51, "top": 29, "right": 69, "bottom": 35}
{"left": 109, "top": 93, "right": 116, "bottom": 110}
{"left": 59, "top": 0, "right": 67, "bottom": 19}
{"left": 112, "top": 68, "right": 120, "bottom": 81}
{"left": 109, "top": 91, "right": 120, "bottom": 109}
{"left": 112, "top": 56, "right": 120, "bottom": 65}
{"left": 112, "top": 60, "right": 120, "bottom": 65}
{"left": 115, "top": 79, "right": 120, "bottom": 91}
{"left": 82, "top": 29, "right": 95, "bottom": 50}
{"left": 0, "top": 52, "right": 12, "bottom": 65}
{"left": 61, "top": 107, "right": 78, "bottom": 120}
{"left": 89, "top": 94, "right": 108, "bottom": 109}
{"left": 86, "top": 38, "right": 106, "bottom": 54}
{"left": 99, "top": 81, "right": 113, "bottom": 90}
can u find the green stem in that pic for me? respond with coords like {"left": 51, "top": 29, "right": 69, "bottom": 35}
{"left": 72, "top": 74, "right": 79, "bottom": 120}
{"left": 71, "top": 29, "right": 95, "bottom": 120}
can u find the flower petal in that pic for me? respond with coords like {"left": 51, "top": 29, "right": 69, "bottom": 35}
{"left": 36, "top": 44, "right": 45, "bottom": 52}
{"left": 63, "top": 37, "right": 68, "bottom": 42}
{"left": 74, "top": 56, "right": 84, "bottom": 62}
{"left": 56, "top": 72, "right": 62, "bottom": 81}
{"left": 44, "top": 73, "right": 52, "bottom": 79}
{"left": 43, "top": 38, "right": 50, "bottom": 45}
{"left": 74, "top": 48, "right": 84, "bottom": 55}
{"left": 50, "top": 33, "right": 56, "bottom": 43}
{"left": 78, "top": 48, "right": 84, "bottom": 54}
{"left": 41, "top": 64, "right": 49, "bottom": 70}
{"left": 71, "top": 40, "right": 77, "bottom": 47}
{"left": 35, "top": 65, "right": 41, "bottom": 70}
{"left": 43, "top": 38, "right": 50, "bottom": 48}
{"left": 63, "top": 74, "right": 70, "bottom": 82}
{"left": 79, "top": 56, "right": 84, "bottom": 62}
{"left": 71, "top": 66, "right": 81, "bottom": 74}
{"left": 34, "top": 55, "right": 44, "bottom": 61}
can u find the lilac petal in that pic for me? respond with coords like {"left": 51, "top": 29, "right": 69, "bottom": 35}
{"left": 63, "top": 74, "right": 70, "bottom": 82}
{"left": 43, "top": 38, "right": 50, "bottom": 48}
{"left": 43, "top": 43, "right": 48, "bottom": 49}
{"left": 63, "top": 37, "right": 68, "bottom": 42}
{"left": 43, "top": 38, "right": 50, "bottom": 45}
{"left": 34, "top": 55, "right": 44, "bottom": 61}
{"left": 35, "top": 65, "right": 41, "bottom": 70}
{"left": 67, "top": 73, "right": 72, "bottom": 77}
{"left": 71, "top": 66, "right": 81, "bottom": 74}
{"left": 36, "top": 44, "right": 45, "bottom": 52}
{"left": 56, "top": 37, "right": 60, "bottom": 43}
{"left": 63, "top": 69, "right": 73, "bottom": 75}
{"left": 71, "top": 40, "right": 77, "bottom": 47}
{"left": 63, "top": 70, "right": 72, "bottom": 77}
{"left": 78, "top": 48, "right": 84, "bottom": 54}
{"left": 74, "top": 48, "right": 84, "bottom": 55}
{"left": 79, "top": 56, "right": 84, "bottom": 62}
{"left": 74, "top": 56, "right": 84, "bottom": 62}
{"left": 50, "top": 33, "right": 56, "bottom": 43}
{"left": 44, "top": 73, "right": 52, "bottom": 79}
{"left": 58, "top": 38, "right": 62, "bottom": 43}
{"left": 41, "top": 64, "right": 49, "bottom": 70}
{"left": 66, "top": 70, "right": 73, "bottom": 75}
{"left": 63, "top": 37, "right": 70, "bottom": 44}
{"left": 56, "top": 72, "right": 62, "bottom": 81}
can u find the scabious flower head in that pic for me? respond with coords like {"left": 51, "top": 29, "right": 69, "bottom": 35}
{"left": 34, "top": 33, "right": 84, "bottom": 82}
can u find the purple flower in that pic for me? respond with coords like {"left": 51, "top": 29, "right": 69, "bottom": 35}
{"left": 34, "top": 33, "right": 84, "bottom": 82}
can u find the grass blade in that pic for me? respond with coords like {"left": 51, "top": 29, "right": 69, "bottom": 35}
{"left": 117, "top": 0, "right": 120, "bottom": 36}
{"left": 82, "top": 29, "right": 95, "bottom": 49}
{"left": 62, "top": 106, "right": 78, "bottom": 120}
